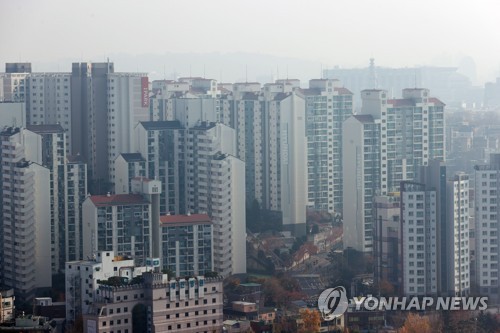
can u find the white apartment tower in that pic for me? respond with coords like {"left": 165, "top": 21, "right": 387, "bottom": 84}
{"left": 446, "top": 172, "right": 470, "bottom": 296}
{"left": 400, "top": 181, "right": 438, "bottom": 296}
{"left": 27, "top": 125, "right": 89, "bottom": 272}
{"left": 26, "top": 73, "right": 72, "bottom": 152}
{"left": 301, "top": 79, "right": 353, "bottom": 214}
{"left": 107, "top": 74, "right": 149, "bottom": 184}
{"left": 474, "top": 153, "right": 500, "bottom": 304}
{"left": 187, "top": 123, "right": 246, "bottom": 276}
{"left": 135, "top": 121, "right": 185, "bottom": 215}
{"left": 342, "top": 115, "right": 380, "bottom": 252}
{"left": 343, "top": 88, "right": 445, "bottom": 252}
{"left": 0, "top": 127, "right": 51, "bottom": 301}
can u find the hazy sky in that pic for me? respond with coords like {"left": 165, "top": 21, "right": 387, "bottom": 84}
{"left": 1, "top": 0, "right": 500, "bottom": 83}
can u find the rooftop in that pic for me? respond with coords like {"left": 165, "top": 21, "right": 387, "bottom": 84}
{"left": 120, "top": 153, "right": 145, "bottom": 162}
{"left": 352, "top": 114, "right": 374, "bottom": 123}
{"left": 27, "top": 124, "right": 65, "bottom": 134}
{"left": 90, "top": 194, "right": 149, "bottom": 206}
{"left": 140, "top": 120, "right": 183, "bottom": 130}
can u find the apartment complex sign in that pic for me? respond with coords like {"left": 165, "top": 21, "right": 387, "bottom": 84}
{"left": 141, "top": 77, "right": 149, "bottom": 107}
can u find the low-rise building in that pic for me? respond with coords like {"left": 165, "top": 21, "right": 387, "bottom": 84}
{"left": 82, "top": 272, "right": 223, "bottom": 333}
{"left": 65, "top": 251, "right": 147, "bottom": 324}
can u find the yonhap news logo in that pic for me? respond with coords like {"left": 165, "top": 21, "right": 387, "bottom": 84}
{"left": 318, "top": 286, "right": 489, "bottom": 321}
{"left": 317, "top": 286, "right": 349, "bottom": 320}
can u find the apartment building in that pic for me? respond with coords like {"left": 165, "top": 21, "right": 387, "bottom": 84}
{"left": 82, "top": 192, "right": 154, "bottom": 267}
{"left": 342, "top": 114, "right": 381, "bottom": 252}
{"left": 107, "top": 73, "right": 149, "bottom": 184}
{"left": 26, "top": 73, "right": 72, "bottom": 152}
{"left": 343, "top": 88, "right": 445, "bottom": 252}
{"left": 160, "top": 213, "right": 213, "bottom": 277}
{"left": 0, "top": 127, "right": 51, "bottom": 301}
{"left": 26, "top": 124, "right": 88, "bottom": 272}
{"left": 400, "top": 181, "right": 438, "bottom": 296}
{"left": 474, "top": 153, "right": 500, "bottom": 304}
{"left": 301, "top": 79, "right": 353, "bottom": 214}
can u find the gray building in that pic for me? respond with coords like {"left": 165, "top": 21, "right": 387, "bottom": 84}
{"left": 71, "top": 62, "right": 113, "bottom": 189}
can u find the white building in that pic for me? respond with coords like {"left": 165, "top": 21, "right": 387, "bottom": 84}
{"left": 342, "top": 115, "right": 380, "bottom": 252}
{"left": 26, "top": 73, "right": 72, "bottom": 152}
{"left": 343, "top": 88, "right": 445, "bottom": 252}
{"left": 474, "top": 153, "right": 500, "bottom": 304}
{"left": 114, "top": 153, "right": 146, "bottom": 194}
{"left": 300, "top": 79, "right": 353, "bottom": 214}
{"left": 186, "top": 123, "right": 246, "bottom": 276}
{"left": 65, "top": 251, "right": 147, "bottom": 323}
{"left": 25, "top": 125, "right": 88, "bottom": 272}
{"left": 107, "top": 73, "right": 150, "bottom": 185}
{"left": 0, "top": 127, "right": 51, "bottom": 301}
{"left": 401, "top": 181, "right": 438, "bottom": 296}
{"left": 445, "top": 173, "right": 470, "bottom": 296}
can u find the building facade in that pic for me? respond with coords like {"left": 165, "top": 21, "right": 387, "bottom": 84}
{"left": 82, "top": 273, "right": 223, "bottom": 333}
{"left": 301, "top": 79, "right": 353, "bottom": 214}
{"left": 474, "top": 154, "right": 500, "bottom": 304}
{"left": 0, "top": 127, "right": 51, "bottom": 301}
{"left": 401, "top": 181, "right": 438, "bottom": 296}
{"left": 65, "top": 251, "right": 147, "bottom": 323}
{"left": 160, "top": 214, "right": 213, "bottom": 277}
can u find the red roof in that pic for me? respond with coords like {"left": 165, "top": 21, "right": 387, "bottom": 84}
{"left": 160, "top": 214, "right": 211, "bottom": 225}
{"left": 90, "top": 194, "right": 149, "bottom": 206}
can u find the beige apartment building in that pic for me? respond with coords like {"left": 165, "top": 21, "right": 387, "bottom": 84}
{"left": 83, "top": 272, "right": 223, "bottom": 333}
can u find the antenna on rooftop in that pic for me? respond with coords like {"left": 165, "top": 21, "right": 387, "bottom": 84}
{"left": 203, "top": 64, "right": 206, "bottom": 79}
{"left": 369, "top": 58, "right": 378, "bottom": 89}
{"left": 245, "top": 65, "right": 248, "bottom": 83}
{"left": 320, "top": 63, "right": 323, "bottom": 79}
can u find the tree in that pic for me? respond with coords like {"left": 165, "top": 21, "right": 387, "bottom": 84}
{"left": 299, "top": 309, "right": 321, "bottom": 333}
{"left": 378, "top": 279, "right": 396, "bottom": 296}
{"left": 162, "top": 267, "right": 175, "bottom": 278}
{"left": 399, "top": 313, "right": 433, "bottom": 333}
